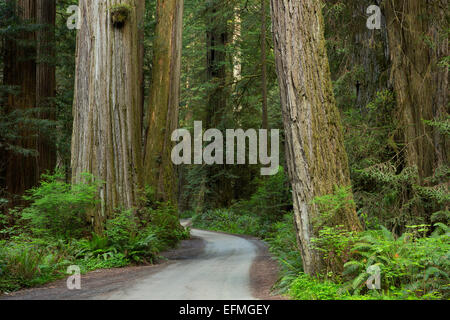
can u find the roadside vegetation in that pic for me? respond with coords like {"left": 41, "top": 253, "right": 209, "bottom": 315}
{"left": 191, "top": 95, "right": 449, "bottom": 300}
{"left": 192, "top": 186, "right": 449, "bottom": 300}
{"left": 191, "top": 1, "right": 449, "bottom": 301}
{"left": 0, "top": 172, "right": 189, "bottom": 293}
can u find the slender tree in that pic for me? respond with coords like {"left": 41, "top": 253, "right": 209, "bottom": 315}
{"left": 204, "top": 0, "right": 232, "bottom": 208}
{"left": 71, "top": 0, "right": 145, "bottom": 232}
{"left": 205, "top": 0, "right": 228, "bottom": 128}
{"left": 144, "top": 0, "right": 184, "bottom": 204}
{"left": 270, "top": 0, "right": 362, "bottom": 275}
{"left": 261, "top": 0, "right": 268, "bottom": 130}
{"left": 36, "top": 0, "right": 56, "bottom": 180}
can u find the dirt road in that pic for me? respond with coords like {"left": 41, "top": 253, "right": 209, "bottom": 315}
{"left": 97, "top": 228, "right": 257, "bottom": 300}
{"left": 1, "top": 222, "right": 283, "bottom": 300}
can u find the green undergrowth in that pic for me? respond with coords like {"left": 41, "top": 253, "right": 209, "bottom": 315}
{"left": 191, "top": 193, "right": 449, "bottom": 300}
{"left": 0, "top": 172, "right": 189, "bottom": 294}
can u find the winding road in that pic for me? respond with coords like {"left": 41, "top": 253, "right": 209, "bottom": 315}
{"left": 1, "top": 220, "right": 277, "bottom": 300}
{"left": 97, "top": 228, "right": 258, "bottom": 300}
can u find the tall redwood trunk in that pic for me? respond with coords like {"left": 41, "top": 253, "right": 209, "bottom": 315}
{"left": 261, "top": 0, "right": 268, "bottom": 130}
{"left": 72, "top": 0, "right": 145, "bottom": 232}
{"left": 5, "top": 0, "right": 37, "bottom": 198}
{"left": 36, "top": 0, "right": 56, "bottom": 178}
{"left": 144, "top": 0, "right": 184, "bottom": 204}
{"left": 204, "top": 0, "right": 232, "bottom": 208}
{"left": 3, "top": 0, "right": 56, "bottom": 199}
{"left": 270, "top": 0, "right": 362, "bottom": 275}
{"left": 384, "top": 0, "right": 448, "bottom": 181}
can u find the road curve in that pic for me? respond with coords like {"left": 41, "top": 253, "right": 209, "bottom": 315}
{"left": 96, "top": 228, "right": 259, "bottom": 300}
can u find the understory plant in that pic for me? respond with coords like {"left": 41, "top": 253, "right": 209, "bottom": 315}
{"left": 343, "top": 224, "right": 450, "bottom": 299}
{"left": 21, "top": 171, "right": 100, "bottom": 239}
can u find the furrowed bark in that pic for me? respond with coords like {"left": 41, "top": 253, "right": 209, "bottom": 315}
{"left": 36, "top": 0, "right": 56, "bottom": 179}
{"left": 72, "top": 0, "right": 145, "bottom": 232}
{"left": 261, "top": 0, "right": 268, "bottom": 130}
{"left": 5, "top": 0, "right": 38, "bottom": 198}
{"left": 3, "top": 0, "right": 56, "bottom": 199}
{"left": 204, "top": 0, "right": 232, "bottom": 208}
{"left": 144, "top": 0, "right": 184, "bottom": 204}
{"left": 270, "top": 0, "right": 362, "bottom": 275}
{"left": 384, "top": 0, "right": 449, "bottom": 181}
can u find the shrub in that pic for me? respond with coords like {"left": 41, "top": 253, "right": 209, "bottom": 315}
{"left": 311, "top": 225, "right": 357, "bottom": 279}
{"left": 21, "top": 171, "right": 99, "bottom": 239}
{"left": 124, "top": 231, "right": 159, "bottom": 263}
{"left": 192, "top": 208, "right": 265, "bottom": 237}
{"left": 74, "top": 234, "right": 116, "bottom": 260}
{"left": 311, "top": 186, "right": 356, "bottom": 228}
{"left": 290, "top": 273, "right": 344, "bottom": 300}
{"left": 106, "top": 209, "right": 138, "bottom": 250}
{"left": 289, "top": 272, "right": 401, "bottom": 300}
{"left": 343, "top": 225, "right": 450, "bottom": 299}
{"left": 143, "top": 201, "right": 189, "bottom": 249}
{"left": 0, "top": 183, "right": 190, "bottom": 293}
{"left": 0, "top": 238, "right": 73, "bottom": 292}
{"left": 309, "top": 186, "right": 359, "bottom": 278}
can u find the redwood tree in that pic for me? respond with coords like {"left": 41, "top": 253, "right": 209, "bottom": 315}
{"left": 270, "top": 0, "right": 362, "bottom": 275}
{"left": 4, "top": 0, "right": 56, "bottom": 198}
{"left": 144, "top": 0, "right": 184, "bottom": 204}
{"left": 36, "top": 0, "right": 56, "bottom": 181}
{"left": 384, "top": 0, "right": 448, "bottom": 181}
{"left": 71, "top": 1, "right": 145, "bottom": 232}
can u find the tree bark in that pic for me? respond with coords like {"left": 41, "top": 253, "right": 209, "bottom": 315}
{"left": 36, "top": 0, "right": 56, "bottom": 179}
{"left": 5, "top": 0, "right": 37, "bottom": 197}
{"left": 261, "top": 0, "right": 268, "bottom": 130}
{"left": 71, "top": 0, "right": 145, "bottom": 232}
{"left": 384, "top": 0, "right": 448, "bottom": 181}
{"left": 205, "top": 0, "right": 228, "bottom": 128}
{"left": 144, "top": 0, "right": 184, "bottom": 204}
{"left": 232, "top": 4, "right": 242, "bottom": 84}
{"left": 270, "top": 0, "right": 362, "bottom": 275}
{"left": 204, "top": 0, "right": 232, "bottom": 208}
{"left": 3, "top": 0, "right": 56, "bottom": 199}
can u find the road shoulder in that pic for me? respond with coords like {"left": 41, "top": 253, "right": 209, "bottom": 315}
{"left": 0, "top": 236, "right": 205, "bottom": 300}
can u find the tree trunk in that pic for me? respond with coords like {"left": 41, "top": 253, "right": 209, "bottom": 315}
{"left": 261, "top": 0, "right": 268, "bottom": 130}
{"left": 144, "top": 0, "right": 184, "bottom": 204}
{"left": 3, "top": 0, "right": 56, "bottom": 199}
{"left": 4, "top": 0, "right": 38, "bottom": 200}
{"left": 232, "top": 4, "right": 242, "bottom": 84}
{"left": 36, "top": 0, "right": 56, "bottom": 179}
{"left": 270, "top": 0, "right": 362, "bottom": 275}
{"left": 71, "top": 0, "right": 145, "bottom": 232}
{"left": 384, "top": 0, "right": 448, "bottom": 181}
{"left": 205, "top": 0, "right": 228, "bottom": 128}
{"left": 351, "top": 0, "right": 389, "bottom": 114}
{"left": 204, "top": 0, "right": 232, "bottom": 208}
{"left": 4, "top": 0, "right": 37, "bottom": 198}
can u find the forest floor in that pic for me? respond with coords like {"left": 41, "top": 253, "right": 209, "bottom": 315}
{"left": 1, "top": 225, "right": 285, "bottom": 300}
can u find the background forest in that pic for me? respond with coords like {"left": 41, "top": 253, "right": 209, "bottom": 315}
{"left": 0, "top": 0, "right": 449, "bottom": 300}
